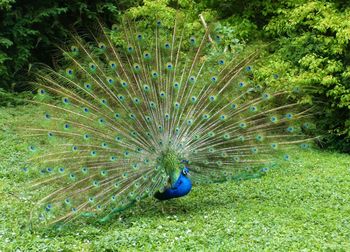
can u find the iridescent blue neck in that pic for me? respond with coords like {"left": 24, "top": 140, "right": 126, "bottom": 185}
{"left": 154, "top": 170, "right": 192, "bottom": 201}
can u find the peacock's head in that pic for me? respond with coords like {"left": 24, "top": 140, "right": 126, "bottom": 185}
{"left": 182, "top": 167, "right": 190, "bottom": 176}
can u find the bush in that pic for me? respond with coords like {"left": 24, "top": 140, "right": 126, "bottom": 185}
{"left": 0, "top": 0, "right": 141, "bottom": 92}
{"left": 258, "top": 1, "right": 350, "bottom": 152}
{"left": 202, "top": 0, "right": 350, "bottom": 152}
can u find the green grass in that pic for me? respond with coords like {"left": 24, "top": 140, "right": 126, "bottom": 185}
{"left": 1, "top": 105, "right": 350, "bottom": 251}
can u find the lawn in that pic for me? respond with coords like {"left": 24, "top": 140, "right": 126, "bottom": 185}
{"left": 0, "top": 105, "right": 350, "bottom": 251}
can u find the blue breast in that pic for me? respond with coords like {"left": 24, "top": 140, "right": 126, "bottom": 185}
{"left": 154, "top": 173, "right": 192, "bottom": 201}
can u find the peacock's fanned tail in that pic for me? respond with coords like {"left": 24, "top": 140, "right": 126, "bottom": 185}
{"left": 20, "top": 15, "right": 315, "bottom": 225}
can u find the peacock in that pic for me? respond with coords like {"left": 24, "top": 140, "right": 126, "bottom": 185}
{"left": 19, "top": 14, "right": 316, "bottom": 226}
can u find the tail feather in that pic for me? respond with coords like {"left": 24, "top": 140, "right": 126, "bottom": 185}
{"left": 18, "top": 16, "right": 316, "bottom": 225}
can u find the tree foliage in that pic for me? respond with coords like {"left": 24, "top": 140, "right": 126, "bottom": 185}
{"left": 199, "top": 0, "right": 350, "bottom": 151}
{"left": 261, "top": 1, "right": 350, "bottom": 151}
{"left": 0, "top": 0, "right": 141, "bottom": 91}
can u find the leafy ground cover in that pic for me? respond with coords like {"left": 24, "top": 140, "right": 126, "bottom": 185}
{"left": 0, "top": 105, "right": 349, "bottom": 251}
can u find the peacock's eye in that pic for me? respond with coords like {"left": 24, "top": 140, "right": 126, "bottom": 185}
{"left": 182, "top": 168, "right": 189, "bottom": 175}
